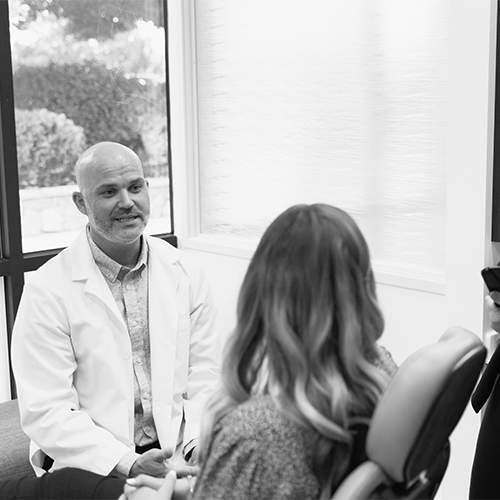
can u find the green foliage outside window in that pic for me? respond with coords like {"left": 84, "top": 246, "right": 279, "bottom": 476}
{"left": 10, "top": 0, "right": 168, "bottom": 189}
{"left": 14, "top": 62, "right": 156, "bottom": 155}
{"left": 15, "top": 108, "right": 86, "bottom": 188}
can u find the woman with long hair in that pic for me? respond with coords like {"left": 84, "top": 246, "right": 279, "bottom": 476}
{"left": 191, "top": 203, "right": 396, "bottom": 500}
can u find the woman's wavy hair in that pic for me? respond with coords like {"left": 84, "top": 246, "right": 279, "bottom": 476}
{"left": 200, "top": 203, "right": 389, "bottom": 498}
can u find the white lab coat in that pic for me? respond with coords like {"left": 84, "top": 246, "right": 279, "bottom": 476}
{"left": 11, "top": 229, "right": 220, "bottom": 476}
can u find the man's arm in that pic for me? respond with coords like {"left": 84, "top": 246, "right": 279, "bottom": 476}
{"left": 11, "top": 280, "right": 131, "bottom": 476}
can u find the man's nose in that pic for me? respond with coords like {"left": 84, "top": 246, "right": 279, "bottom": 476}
{"left": 118, "top": 190, "right": 134, "bottom": 208}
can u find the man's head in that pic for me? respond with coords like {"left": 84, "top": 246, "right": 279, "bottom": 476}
{"left": 72, "top": 142, "right": 150, "bottom": 261}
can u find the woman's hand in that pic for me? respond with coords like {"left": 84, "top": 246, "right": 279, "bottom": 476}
{"left": 119, "top": 471, "right": 193, "bottom": 500}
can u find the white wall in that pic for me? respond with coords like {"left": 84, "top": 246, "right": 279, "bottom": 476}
{"left": 168, "top": 0, "right": 496, "bottom": 498}
{"left": 441, "top": 1, "right": 497, "bottom": 498}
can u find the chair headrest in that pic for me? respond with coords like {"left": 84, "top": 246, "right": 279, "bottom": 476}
{"left": 366, "top": 326, "right": 486, "bottom": 484}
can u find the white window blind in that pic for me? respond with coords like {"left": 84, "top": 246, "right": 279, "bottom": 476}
{"left": 195, "top": 0, "right": 448, "bottom": 278}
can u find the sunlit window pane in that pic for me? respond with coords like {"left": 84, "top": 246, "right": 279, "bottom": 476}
{"left": 195, "top": 0, "right": 447, "bottom": 277}
{"left": 8, "top": 0, "right": 171, "bottom": 253}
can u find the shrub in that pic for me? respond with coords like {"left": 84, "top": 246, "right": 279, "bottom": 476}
{"left": 15, "top": 108, "right": 86, "bottom": 188}
{"left": 13, "top": 61, "right": 149, "bottom": 154}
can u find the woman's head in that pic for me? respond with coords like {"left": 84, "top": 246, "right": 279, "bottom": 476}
{"left": 236, "top": 203, "right": 384, "bottom": 398}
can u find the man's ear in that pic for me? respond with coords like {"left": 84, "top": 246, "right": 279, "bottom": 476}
{"left": 72, "top": 192, "right": 87, "bottom": 216}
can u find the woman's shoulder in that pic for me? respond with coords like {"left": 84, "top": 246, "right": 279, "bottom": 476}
{"left": 218, "top": 395, "right": 286, "bottom": 435}
{"left": 373, "top": 344, "right": 398, "bottom": 377}
{"left": 215, "top": 395, "right": 314, "bottom": 448}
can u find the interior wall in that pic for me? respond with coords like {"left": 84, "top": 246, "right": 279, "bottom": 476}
{"left": 440, "top": 0, "right": 497, "bottom": 498}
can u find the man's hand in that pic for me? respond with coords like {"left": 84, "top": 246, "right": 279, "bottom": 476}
{"left": 129, "top": 447, "right": 200, "bottom": 479}
{"left": 130, "top": 448, "right": 172, "bottom": 478}
{"left": 486, "top": 293, "right": 500, "bottom": 333}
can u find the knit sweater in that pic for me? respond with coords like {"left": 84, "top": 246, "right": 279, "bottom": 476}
{"left": 193, "top": 395, "right": 321, "bottom": 500}
{"left": 193, "top": 348, "right": 397, "bottom": 500}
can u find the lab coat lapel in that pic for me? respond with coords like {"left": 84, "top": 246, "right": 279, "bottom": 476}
{"left": 69, "top": 229, "right": 127, "bottom": 333}
{"left": 148, "top": 240, "right": 182, "bottom": 448}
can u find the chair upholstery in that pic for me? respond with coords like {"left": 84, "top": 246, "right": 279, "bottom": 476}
{"left": 332, "top": 326, "right": 486, "bottom": 500}
{"left": 0, "top": 399, "right": 34, "bottom": 480}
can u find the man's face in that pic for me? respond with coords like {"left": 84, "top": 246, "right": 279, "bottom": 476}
{"left": 75, "top": 149, "right": 151, "bottom": 254}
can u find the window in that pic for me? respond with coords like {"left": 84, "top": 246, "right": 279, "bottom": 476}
{"left": 0, "top": 0, "right": 174, "bottom": 398}
{"left": 9, "top": 0, "right": 172, "bottom": 252}
{"left": 194, "top": 0, "right": 448, "bottom": 281}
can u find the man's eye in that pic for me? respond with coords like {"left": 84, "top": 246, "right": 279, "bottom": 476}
{"left": 130, "top": 184, "right": 142, "bottom": 193}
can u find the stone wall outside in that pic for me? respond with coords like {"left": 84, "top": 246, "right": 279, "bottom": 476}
{"left": 19, "top": 177, "right": 171, "bottom": 251}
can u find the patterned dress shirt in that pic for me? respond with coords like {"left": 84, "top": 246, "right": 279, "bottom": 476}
{"left": 87, "top": 230, "right": 157, "bottom": 447}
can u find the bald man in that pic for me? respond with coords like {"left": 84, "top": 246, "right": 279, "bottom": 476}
{"left": 11, "top": 142, "right": 219, "bottom": 482}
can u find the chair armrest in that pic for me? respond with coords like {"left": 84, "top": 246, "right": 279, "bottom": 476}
{"left": 0, "top": 399, "right": 34, "bottom": 479}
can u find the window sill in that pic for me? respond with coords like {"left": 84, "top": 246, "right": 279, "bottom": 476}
{"left": 182, "top": 234, "right": 445, "bottom": 295}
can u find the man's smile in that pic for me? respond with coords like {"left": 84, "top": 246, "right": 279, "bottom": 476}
{"left": 115, "top": 214, "right": 140, "bottom": 222}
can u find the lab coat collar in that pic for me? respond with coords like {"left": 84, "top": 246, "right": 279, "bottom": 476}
{"left": 68, "top": 229, "right": 182, "bottom": 280}
{"left": 68, "top": 229, "right": 125, "bottom": 327}
{"left": 68, "top": 228, "right": 184, "bottom": 331}
{"left": 69, "top": 228, "right": 99, "bottom": 281}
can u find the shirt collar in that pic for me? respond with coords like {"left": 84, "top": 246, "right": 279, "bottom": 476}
{"left": 86, "top": 226, "right": 148, "bottom": 283}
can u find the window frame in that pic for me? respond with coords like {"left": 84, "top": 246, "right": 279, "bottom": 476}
{"left": 0, "top": 0, "right": 176, "bottom": 398}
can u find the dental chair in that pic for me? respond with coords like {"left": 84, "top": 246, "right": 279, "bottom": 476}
{"left": 332, "top": 326, "right": 486, "bottom": 500}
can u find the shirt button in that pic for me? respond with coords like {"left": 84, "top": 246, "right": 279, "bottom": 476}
{"left": 136, "top": 357, "right": 142, "bottom": 364}
{"left": 131, "top": 320, "right": 138, "bottom": 327}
